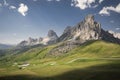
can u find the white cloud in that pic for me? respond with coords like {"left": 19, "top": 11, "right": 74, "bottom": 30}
{"left": 71, "top": 0, "right": 104, "bottom": 9}
{"left": 9, "top": 6, "right": 16, "bottom": 9}
{"left": 99, "top": 3, "right": 120, "bottom": 15}
{"left": 47, "top": 0, "right": 53, "bottom": 1}
{"left": 4, "top": 0, "right": 9, "bottom": 6}
{"left": 18, "top": 3, "right": 28, "bottom": 16}
{"left": 110, "top": 20, "right": 114, "bottom": 23}
{"left": 116, "top": 28, "right": 120, "bottom": 30}
{"left": 33, "top": 0, "right": 37, "bottom": 1}
{"left": 99, "top": 0, "right": 104, "bottom": 4}
{"left": 0, "top": 3, "right": 2, "bottom": 7}
{"left": 56, "top": 0, "right": 60, "bottom": 1}
{"left": 47, "top": 0, "right": 60, "bottom": 2}
{"left": 92, "top": 4, "right": 98, "bottom": 8}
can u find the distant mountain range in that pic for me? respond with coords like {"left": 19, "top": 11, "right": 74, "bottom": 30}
{"left": 18, "top": 30, "right": 58, "bottom": 47}
{"left": 17, "top": 14, "right": 120, "bottom": 47}
{"left": 0, "top": 43, "right": 13, "bottom": 49}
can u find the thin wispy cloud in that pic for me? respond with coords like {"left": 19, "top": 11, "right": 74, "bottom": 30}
{"left": 3, "top": 0, "right": 9, "bottom": 6}
{"left": 0, "top": 3, "right": 2, "bottom": 7}
{"left": 47, "top": 0, "right": 60, "bottom": 2}
{"left": 9, "top": 5, "right": 16, "bottom": 9}
{"left": 116, "top": 27, "right": 120, "bottom": 30}
{"left": 99, "top": 0, "right": 104, "bottom": 4}
{"left": 33, "top": 0, "right": 37, "bottom": 1}
{"left": 99, "top": 3, "right": 120, "bottom": 15}
{"left": 110, "top": 20, "right": 114, "bottom": 23}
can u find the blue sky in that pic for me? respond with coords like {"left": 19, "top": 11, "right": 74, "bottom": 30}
{"left": 0, "top": 0, "right": 120, "bottom": 44}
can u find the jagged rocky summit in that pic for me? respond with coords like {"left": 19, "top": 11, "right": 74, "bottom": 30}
{"left": 18, "top": 30, "right": 58, "bottom": 47}
{"left": 42, "top": 30, "right": 58, "bottom": 45}
{"left": 47, "top": 14, "right": 120, "bottom": 56}
{"left": 59, "top": 14, "right": 101, "bottom": 42}
{"left": 18, "top": 14, "right": 120, "bottom": 47}
{"left": 59, "top": 14, "right": 120, "bottom": 44}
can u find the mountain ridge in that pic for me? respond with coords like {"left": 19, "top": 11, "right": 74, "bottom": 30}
{"left": 17, "top": 14, "right": 120, "bottom": 48}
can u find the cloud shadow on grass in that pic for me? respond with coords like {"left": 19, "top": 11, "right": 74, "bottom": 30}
{"left": 0, "top": 62, "right": 120, "bottom": 80}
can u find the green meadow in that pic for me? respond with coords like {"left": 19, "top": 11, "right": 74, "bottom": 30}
{"left": 0, "top": 40, "right": 120, "bottom": 80}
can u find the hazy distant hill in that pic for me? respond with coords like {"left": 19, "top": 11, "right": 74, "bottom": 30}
{"left": 0, "top": 43, "right": 13, "bottom": 49}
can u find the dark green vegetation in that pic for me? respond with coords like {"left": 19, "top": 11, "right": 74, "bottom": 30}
{"left": 0, "top": 40, "right": 120, "bottom": 80}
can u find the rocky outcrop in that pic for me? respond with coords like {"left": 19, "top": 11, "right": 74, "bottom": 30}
{"left": 59, "top": 14, "right": 101, "bottom": 42}
{"left": 58, "top": 26, "right": 72, "bottom": 41}
{"left": 108, "top": 30, "right": 120, "bottom": 39}
{"left": 42, "top": 30, "right": 58, "bottom": 45}
{"left": 100, "top": 29, "right": 120, "bottom": 44}
{"left": 18, "top": 30, "right": 58, "bottom": 47}
{"left": 18, "top": 14, "right": 120, "bottom": 48}
{"left": 48, "top": 14, "right": 120, "bottom": 56}
{"left": 59, "top": 14, "right": 120, "bottom": 44}
{"left": 47, "top": 40, "right": 85, "bottom": 56}
{"left": 18, "top": 37, "right": 40, "bottom": 47}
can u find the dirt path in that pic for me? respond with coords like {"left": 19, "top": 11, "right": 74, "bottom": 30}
{"left": 67, "top": 57, "right": 120, "bottom": 63}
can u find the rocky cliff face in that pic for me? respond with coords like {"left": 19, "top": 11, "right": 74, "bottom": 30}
{"left": 100, "top": 29, "right": 120, "bottom": 44}
{"left": 108, "top": 31, "right": 120, "bottom": 39}
{"left": 59, "top": 14, "right": 120, "bottom": 44}
{"left": 18, "top": 14, "right": 120, "bottom": 48}
{"left": 59, "top": 14, "right": 101, "bottom": 42}
{"left": 18, "top": 37, "right": 40, "bottom": 47}
{"left": 18, "top": 30, "right": 58, "bottom": 47}
{"left": 48, "top": 14, "right": 120, "bottom": 56}
{"left": 42, "top": 30, "right": 58, "bottom": 45}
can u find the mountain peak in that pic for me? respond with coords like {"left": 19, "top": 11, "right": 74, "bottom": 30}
{"left": 47, "top": 30, "right": 58, "bottom": 38}
{"left": 85, "top": 14, "right": 94, "bottom": 22}
{"left": 59, "top": 14, "right": 101, "bottom": 41}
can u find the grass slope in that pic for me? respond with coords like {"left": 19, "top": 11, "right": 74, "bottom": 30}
{"left": 0, "top": 40, "right": 120, "bottom": 80}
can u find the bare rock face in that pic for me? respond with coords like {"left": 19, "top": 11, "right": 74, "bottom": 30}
{"left": 42, "top": 30, "right": 58, "bottom": 45}
{"left": 72, "top": 14, "right": 101, "bottom": 41}
{"left": 47, "top": 30, "right": 58, "bottom": 38}
{"left": 18, "top": 40, "right": 28, "bottom": 47}
{"left": 58, "top": 26, "right": 72, "bottom": 41}
{"left": 48, "top": 14, "right": 120, "bottom": 56}
{"left": 27, "top": 37, "right": 39, "bottom": 45}
{"left": 18, "top": 37, "right": 40, "bottom": 47}
{"left": 18, "top": 30, "right": 58, "bottom": 47}
{"left": 39, "top": 37, "right": 43, "bottom": 42}
{"left": 100, "top": 29, "right": 120, "bottom": 44}
{"left": 108, "top": 31, "right": 120, "bottom": 39}
{"left": 18, "top": 14, "right": 120, "bottom": 48}
{"left": 59, "top": 14, "right": 101, "bottom": 42}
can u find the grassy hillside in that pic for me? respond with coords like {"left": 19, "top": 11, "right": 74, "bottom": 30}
{"left": 0, "top": 40, "right": 120, "bottom": 80}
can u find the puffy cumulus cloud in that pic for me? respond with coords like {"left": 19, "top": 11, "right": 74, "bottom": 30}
{"left": 71, "top": 0, "right": 104, "bottom": 10}
{"left": 18, "top": 3, "right": 28, "bottom": 16}
{"left": 99, "top": 3, "right": 120, "bottom": 15}
{"left": 9, "top": 5, "right": 16, "bottom": 9}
